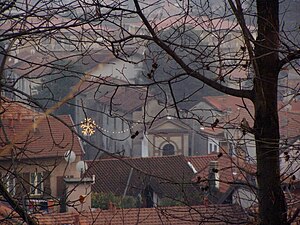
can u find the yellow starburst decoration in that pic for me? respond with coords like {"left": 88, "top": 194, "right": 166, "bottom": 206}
{"left": 80, "top": 118, "right": 96, "bottom": 136}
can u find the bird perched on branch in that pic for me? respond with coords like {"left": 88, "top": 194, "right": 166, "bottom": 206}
{"left": 131, "top": 131, "right": 139, "bottom": 139}
{"left": 211, "top": 118, "right": 219, "bottom": 131}
{"left": 240, "top": 118, "right": 254, "bottom": 135}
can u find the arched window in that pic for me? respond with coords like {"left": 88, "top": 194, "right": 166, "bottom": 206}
{"left": 162, "top": 143, "right": 175, "bottom": 156}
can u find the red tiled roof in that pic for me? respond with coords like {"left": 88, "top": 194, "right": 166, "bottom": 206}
{"left": 33, "top": 204, "right": 249, "bottom": 225}
{"left": 86, "top": 155, "right": 198, "bottom": 200}
{"left": 279, "top": 111, "right": 300, "bottom": 139}
{"left": 97, "top": 86, "right": 147, "bottom": 113}
{"left": 204, "top": 95, "right": 300, "bottom": 139}
{"left": 0, "top": 101, "right": 83, "bottom": 159}
{"left": 33, "top": 212, "right": 89, "bottom": 224}
{"left": 0, "top": 201, "right": 24, "bottom": 224}
{"left": 0, "top": 201, "right": 14, "bottom": 218}
{"left": 203, "top": 95, "right": 254, "bottom": 129}
{"left": 1, "top": 14, "right": 113, "bottom": 34}
{"left": 87, "top": 204, "right": 249, "bottom": 224}
{"left": 75, "top": 77, "right": 147, "bottom": 114}
{"left": 203, "top": 95, "right": 253, "bottom": 113}
{"left": 280, "top": 100, "right": 300, "bottom": 113}
{"left": 186, "top": 154, "right": 219, "bottom": 173}
{"left": 199, "top": 126, "right": 224, "bottom": 136}
{"left": 186, "top": 154, "right": 256, "bottom": 193}
{"left": 0, "top": 100, "right": 39, "bottom": 119}
{"left": 131, "top": 15, "right": 245, "bottom": 33}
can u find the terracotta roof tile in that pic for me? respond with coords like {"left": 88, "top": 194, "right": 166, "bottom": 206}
{"left": 0, "top": 100, "right": 39, "bottom": 119}
{"left": 186, "top": 154, "right": 256, "bottom": 193}
{"left": 204, "top": 95, "right": 300, "bottom": 139}
{"left": 203, "top": 95, "right": 254, "bottom": 130}
{"left": 97, "top": 86, "right": 147, "bottom": 113}
{"left": 33, "top": 212, "right": 89, "bottom": 224}
{"left": 1, "top": 15, "right": 109, "bottom": 35}
{"left": 131, "top": 15, "right": 245, "bottom": 33}
{"left": 0, "top": 101, "right": 83, "bottom": 159}
{"left": 0, "top": 201, "right": 23, "bottom": 224}
{"left": 86, "top": 155, "right": 198, "bottom": 200}
{"left": 33, "top": 205, "right": 249, "bottom": 224}
{"left": 279, "top": 111, "right": 300, "bottom": 139}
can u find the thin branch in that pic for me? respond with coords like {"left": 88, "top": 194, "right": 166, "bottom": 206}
{"left": 279, "top": 49, "right": 300, "bottom": 69}
{"left": 133, "top": 0, "right": 254, "bottom": 100}
{"left": 0, "top": 181, "right": 37, "bottom": 225}
{"left": 287, "top": 208, "right": 300, "bottom": 224}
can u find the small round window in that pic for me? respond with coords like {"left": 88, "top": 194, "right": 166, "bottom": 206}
{"left": 162, "top": 143, "right": 175, "bottom": 156}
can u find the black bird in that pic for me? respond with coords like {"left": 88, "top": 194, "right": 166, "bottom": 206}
{"left": 131, "top": 131, "right": 139, "bottom": 139}
{"left": 211, "top": 118, "right": 219, "bottom": 131}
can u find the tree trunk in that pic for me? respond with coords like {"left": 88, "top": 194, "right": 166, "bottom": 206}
{"left": 254, "top": 84, "right": 288, "bottom": 225}
{"left": 254, "top": 0, "right": 288, "bottom": 224}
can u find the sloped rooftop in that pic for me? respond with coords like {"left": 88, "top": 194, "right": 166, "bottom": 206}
{"left": 86, "top": 155, "right": 198, "bottom": 201}
{"left": 186, "top": 154, "right": 256, "bottom": 193}
{"left": 0, "top": 100, "right": 83, "bottom": 159}
{"left": 203, "top": 95, "right": 300, "bottom": 138}
{"left": 97, "top": 86, "right": 147, "bottom": 113}
{"left": 32, "top": 204, "right": 249, "bottom": 225}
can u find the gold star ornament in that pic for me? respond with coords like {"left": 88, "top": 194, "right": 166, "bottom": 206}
{"left": 80, "top": 118, "right": 96, "bottom": 136}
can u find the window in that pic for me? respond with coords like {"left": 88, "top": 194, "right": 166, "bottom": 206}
{"left": 228, "top": 142, "right": 234, "bottom": 156}
{"left": 208, "top": 138, "right": 219, "bottom": 154}
{"left": 114, "top": 118, "right": 117, "bottom": 130}
{"left": 209, "top": 143, "right": 213, "bottom": 153}
{"left": 30, "top": 172, "right": 43, "bottom": 195}
{"left": 2, "top": 174, "right": 16, "bottom": 196}
{"left": 162, "top": 144, "right": 175, "bottom": 156}
{"left": 121, "top": 120, "right": 124, "bottom": 131}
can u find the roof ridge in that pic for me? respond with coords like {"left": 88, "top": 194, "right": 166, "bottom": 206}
{"left": 89, "top": 154, "right": 186, "bottom": 162}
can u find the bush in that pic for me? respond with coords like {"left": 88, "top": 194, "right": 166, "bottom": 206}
{"left": 158, "top": 197, "right": 184, "bottom": 207}
{"left": 91, "top": 192, "right": 137, "bottom": 209}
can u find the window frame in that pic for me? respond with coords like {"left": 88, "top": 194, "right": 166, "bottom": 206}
{"left": 2, "top": 174, "right": 16, "bottom": 196}
{"left": 162, "top": 143, "right": 175, "bottom": 156}
{"left": 208, "top": 137, "right": 219, "bottom": 154}
{"left": 30, "top": 172, "right": 44, "bottom": 196}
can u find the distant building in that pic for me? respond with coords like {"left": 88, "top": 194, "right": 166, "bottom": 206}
{"left": 0, "top": 100, "right": 84, "bottom": 213}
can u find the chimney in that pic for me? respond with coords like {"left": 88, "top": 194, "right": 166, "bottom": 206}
{"left": 208, "top": 161, "right": 219, "bottom": 191}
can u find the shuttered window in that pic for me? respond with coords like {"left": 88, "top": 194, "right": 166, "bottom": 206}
{"left": 1, "top": 172, "right": 16, "bottom": 196}
{"left": 30, "top": 172, "right": 43, "bottom": 195}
